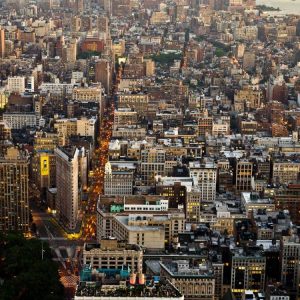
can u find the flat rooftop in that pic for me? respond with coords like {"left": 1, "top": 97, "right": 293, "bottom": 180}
{"left": 242, "top": 192, "right": 274, "bottom": 204}
{"left": 98, "top": 195, "right": 179, "bottom": 213}
{"left": 160, "top": 261, "right": 214, "bottom": 278}
{"left": 75, "top": 279, "right": 182, "bottom": 299}
{"left": 84, "top": 242, "right": 142, "bottom": 252}
{"left": 115, "top": 215, "right": 164, "bottom": 232}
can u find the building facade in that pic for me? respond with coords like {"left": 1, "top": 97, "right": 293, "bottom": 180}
{"left": 55, "top": 147, "right": 85, "bottom": 231}
{"left": 83, "top": 239, "right": 143, "bottom": 273}
{"left": 0, "top": 147, "right": 29, "bottom": 232}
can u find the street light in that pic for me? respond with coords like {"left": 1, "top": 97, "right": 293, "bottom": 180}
{"left": 41, "top": 241, "right": 46, "bottom": 260}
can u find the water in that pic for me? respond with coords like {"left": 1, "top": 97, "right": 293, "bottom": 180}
{"left": 256, "top": 0, "right": 300, "bottom": 15}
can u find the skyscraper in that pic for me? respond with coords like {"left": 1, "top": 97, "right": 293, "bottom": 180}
{"left": 55, "top": 147, "right": 80, "bottom": 231}
{"left": 0, "top": 147, "right": 29, "bottom": 232}
{"left": 95, "top": 59, "right": 111, "bottom": 94}
{"left": 0, "top": 28, "right": 5, "bottom": 58}
{"left": 55, "top": 146, "right": 87, "bottom": 231}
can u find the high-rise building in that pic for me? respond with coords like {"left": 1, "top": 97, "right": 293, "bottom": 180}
{"left": 81, "top": 16, "right": 92, "bottom": 31}
{"left": 0, "top": 28, "right": 5, "bottom": 58}
{"left": 31, "top": 153, "right": 56, "bottom": 190}
{"left": 281, "top": 235, "right": 300, "bottom": 298}
{"left": 55, "top": 146, "right": 87, "bottom": 231}
{"left": 144, "top": 59, "right": 155, "bottom": 77}
{"left": 62, "top": 39, "right": 77, "bottom": 63}
{"left": 95, "top": 59, "right": 111, "bottom": 94}
{"left": 141, "top": 148, "right": 166, "bottom": 185}
{"left": 0, "top": 147, "right": 29, "bottom": 232}
{"left": 97, "top": 16, "right": 109, "bottom": 34}
{"left": 198, "top": 114, "right": 213, "bottom": 136}
{"left": 72, "top": 86, "right": 102, "bottom": 103}
{"left": 235, "top": 160, "right": 253, "bottom": 192}
{"left": 0, "top": 88, "right": 8, "bottom": 109}
{"left": 231, "top": 248, "right": 266, "bottom": 297}
{"left": 189, "top": 161, "right": 217, "bottom": 202}
{"left": 71, "top": 16, "right": 81, "bottom": 32}
{"left": 34, "top": 131, "right": 63, "bottom": 152}
{"left": 243, "top": 52, "right": 256, "bottom": 71}
{"left": 186, "top": 188, "right": 201, "bottom": 222}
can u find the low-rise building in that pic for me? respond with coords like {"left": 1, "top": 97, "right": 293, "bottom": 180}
{"left": 160, "top": 260, "right": 216, "bottom": 300}
{"left": 241, "top": 192, "right": 275, "bottom": 214}
{"left": 3, "top": 112, "right": 36, "bottom": 129}
{"left": 97, "top": 196, "right": 185, "bottom": 249}
{"left": 82, "top": 239, "right": 143, "bottom": 273}
{"left": 75, "top": 278, "right": 183, "bottom": 300}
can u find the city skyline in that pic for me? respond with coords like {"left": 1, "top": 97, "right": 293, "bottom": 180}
{"left": 0, "top": 0, "right": 299, "bottom": 300}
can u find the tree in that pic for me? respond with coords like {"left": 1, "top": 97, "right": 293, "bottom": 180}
{"left": 150, "top": 52, "right": 182, "bottom": 65}
{"left": 215, "top": 48, "right": 225, "bottom": 57}
{"left": 0, "top": 232, "right": 64, "bottom": 300}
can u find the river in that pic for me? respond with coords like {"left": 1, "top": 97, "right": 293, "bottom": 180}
{"left": 256, "top": 0, "right": 300, "bottom": 15}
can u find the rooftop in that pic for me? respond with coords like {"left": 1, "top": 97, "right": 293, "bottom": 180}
{"left": 242, "top": 192, "right": 274, "bottom": 205}
{"left": 84, "top": 241, "right": 142, "bottom": 252}
{"left": 75, "top": 279, "right": 182, "bottom": 299}
{"left": 160, "top": 260, "right": 214, "bottom": 278}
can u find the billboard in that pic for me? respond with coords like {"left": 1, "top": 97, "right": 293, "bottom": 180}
{"left": 40, "top": 155, "right": 49, "bottom": 176}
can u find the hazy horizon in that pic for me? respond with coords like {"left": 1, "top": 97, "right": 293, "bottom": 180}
{"left": 256, "top": 0, "right": 300, "bottom": 15}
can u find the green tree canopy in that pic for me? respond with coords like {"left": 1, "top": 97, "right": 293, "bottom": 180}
{"left": 150, "top": 52, "right": 182, "bottom": 65}
{"left": 0, "top": 232, "right": 64, "bottom": 300}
